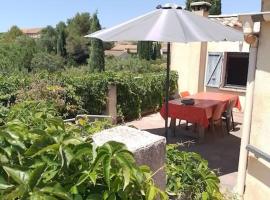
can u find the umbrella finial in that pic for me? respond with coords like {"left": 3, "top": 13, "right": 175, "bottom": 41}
{"left": 156, "top": 4, "right": 162, "bottom": 9}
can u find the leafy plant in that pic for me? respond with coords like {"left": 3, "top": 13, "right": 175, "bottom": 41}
{"left": 166, "top": 144, "right": 222, "bottom": 200}
{"left": 0, "top": 73, "right": 29, "bottom": 106}
{"left": 105, "top": 56, "right": 166, "bottom": 73}
{"left": 0, "top": 101, "right": 167, "bottom": 200}
{"left": 0, "top": 64, "right": 178, "bottom": 121}
{"left": 31, "top": 52, "right": 65, "bottom": 73}
{"left": 16, "top": 79, "right": 83, "bottom": 118}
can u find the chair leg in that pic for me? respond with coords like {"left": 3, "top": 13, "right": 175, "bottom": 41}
{"left": 225, "top": 117, "right": 230, "bottom": 135}
{"left": 185, "top": 121, "right": 189, "bottom": 130}
{"left": 211, "top": 120, "right": 215, "bottom": 133}
{"left": 193, "top": 123, "right": 197, "bottom": 133}
{"left": 231, "top": 110, "right": 235, "bottom": 131}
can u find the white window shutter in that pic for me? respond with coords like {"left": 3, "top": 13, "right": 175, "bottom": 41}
{"left": 205, "top": 52, "right": 223, "bottom": 88}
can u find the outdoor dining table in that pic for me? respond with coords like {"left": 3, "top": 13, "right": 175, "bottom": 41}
{"left": 160, "top": 92, "right": 241, "bottom": 141}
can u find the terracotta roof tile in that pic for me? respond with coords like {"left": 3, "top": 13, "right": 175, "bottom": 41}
{"left": 21, "top": 28, "right": 43, "bottom": 34}
{"left": 209, "top": 15, "right": 243, "bottom": 31}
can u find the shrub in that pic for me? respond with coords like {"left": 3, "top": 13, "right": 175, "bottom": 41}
{"left": 0, "top": 74, "right": 29, "bottom": 106}
{"left": 0, "top": 68, "right": 178, "bottom": 121}
{"left": 105, "top": 56, "right": 166, "bottom": 73}
{"left": 113, "top": 71, "right": 178, "bottom": 120}
{"left": 0, "top": 101, "right": 167, "bottom": 200}
{"left": 0, "top": 43, "right": 27, "bottom": 73}
{"left": 5, "top": 101, "right": 57, "bottom": 128}
{"left": 166, "top": 144, "right": 222, "bottom": 200}
{"left": 61, "top": 71, "right": 178, "bottom": 120}
{"left": 61, "top": 71, "right": 109, "bottom": 115}
{"left": 0, "top": 37, "right": 37, "bottom": 73}
{"left": 16, "top": 79, "right": 84, "bottom": 118}
{"left": 31, "top": 52, "right": 65, "bottom": 72}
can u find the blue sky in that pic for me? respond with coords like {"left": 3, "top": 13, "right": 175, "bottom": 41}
{"left": 1, "top": 0, "right": 261, "bottom": 32}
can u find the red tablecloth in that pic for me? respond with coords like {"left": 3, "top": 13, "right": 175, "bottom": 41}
{"left": 188, "top": 92, "right": 242, "bottom": 111}
{"left": 160, "top": 92, "right": 241, "bottom": 128}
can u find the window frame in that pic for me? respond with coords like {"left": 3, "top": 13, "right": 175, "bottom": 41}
{"left": 220, "top": 52, "right": 249, "bottom": 90}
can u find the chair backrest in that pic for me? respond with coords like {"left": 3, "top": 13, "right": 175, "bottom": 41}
{"left": 180, "top": 91, "right": 190, "bottom": 98}
{"left": 212, "top": 102, "right": 227, "bottom": 121}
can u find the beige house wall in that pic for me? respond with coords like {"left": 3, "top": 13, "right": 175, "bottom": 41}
{"left": 171, "top": 42, "right": 202, "bottom": 94}
{"left": 244, "top": 10, "right": 270, "bottom": 199}
{"left": 171, "top": 40, "right": 249, "bottom": 111}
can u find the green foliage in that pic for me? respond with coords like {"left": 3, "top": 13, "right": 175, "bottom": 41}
{"left": 0, "top": 41, "right": 36, "bottom": 73}
{"left": 88, "top": 12, "right": 105, "bottom": 72}
{"left": 2, "top": 25, "right": 23, "bottom": 43}
{"left": 0, "top": 43, "right": 22, "bottom": 72}
{"left": 137, "top": 41, "right": 162, "bottom": 61}
{"left": 152, "top": 42, "right": 162, "bottom": 60}
{"left": 16, "top": 79, "right": 83, "bottom": 118}
{"left": 31, "top": 52, "right": 65, "bottom": 72}
{"left": 185, "top": 0, "right": 221, "bottom": 15}
{"left": 56, "top": 22, "right": 67, "bottom": 57}
{"left": 0, "top": 69, "right": 178, "bottom": 121}
{"left": 60, "top": 71, "right": 109, "bottom": 116}
{"left": 166, "top": 144, "right": 222, "bottom": 200}
{"left": 14, "top": 35, "right": 37, "bottom": 72}
{"left": 4, "top": 101, "right": 58, "bottom": 128}
{"left": 1, "top": 12, "right": 103, "bottom": 67}
{"left": 66, "top": 12, "right": 92, "bottom": 64}
{"left": 137, "top": 41, "right": 153, "bottom": 61}
{"left": 0, "top": 73, "right": 29, "bottom": 106}
{"left": 209, "top": 0, "right": 222, "bottom": 15}
{"left": 62, "top": 70, "right": 178, "bottom": 120}
{"left": 0, "top": 101, "right": 166, "bottom": 200}
{"left": 67, "top": 12, "right": 92, "bottom": 36}
{"left": 105, "top": 56, "right": 166, "bottom": 73}
{"left": 38, "top": 26, "right": 57, "bottom": 53}
{"left": 66, "top": 35, "right": 89, "bottom": 65}
{"left": 113, "top": 71, "right": 178, "bottom": 120}
{"left": 103, "top": 41, "right": 115, "bottom": 50}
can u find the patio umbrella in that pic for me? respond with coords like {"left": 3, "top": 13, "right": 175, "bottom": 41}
{"left": 85, "top": 3, "right": 243, "bottom": 140}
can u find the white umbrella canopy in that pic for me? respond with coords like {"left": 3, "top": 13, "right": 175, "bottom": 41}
{"left": 85, "top": 3, "right": 243, "bottom": 140}
{"left": 85, "top": 4, "right": 243, "bottom": 42}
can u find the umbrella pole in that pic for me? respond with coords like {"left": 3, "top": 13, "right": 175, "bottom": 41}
{"left": 165, "top": 42, "right": 171, "bottom": 140}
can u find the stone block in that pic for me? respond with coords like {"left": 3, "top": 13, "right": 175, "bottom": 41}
{"left": 93, "top": 126, "right": 166, "bottom": 190}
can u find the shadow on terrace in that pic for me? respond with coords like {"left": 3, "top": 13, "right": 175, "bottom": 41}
{"left": 127, "top": 111, "right": 243, "bottom": 189}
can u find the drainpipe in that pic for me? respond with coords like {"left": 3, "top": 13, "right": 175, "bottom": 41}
{"left": 236, "top": 16, "right": 259, "bottom": 196}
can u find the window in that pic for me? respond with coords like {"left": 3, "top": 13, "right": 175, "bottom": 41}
{"left": 205, "top": 52, "right": 249, "bottom": 89}
{"left": 224, "top": 52, "right": 249, "bottom": 88}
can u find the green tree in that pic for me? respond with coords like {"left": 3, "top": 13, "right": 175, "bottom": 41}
{"left": 38, "top": 26, "right": 57, "bottom": 53}
{"left": 0, "top": 43, "right": 19, "bottom": 72}
{"left": 0, "top": 36, "right": 37, "bottom": 72}
{"left": 66, "top": 12, "right": 92, "bottom": 64}
{"left": 88, "top": 12, "right": 105, "bottom": 72}
{"left": 2, "top": 25, "right": 23, "bottom": 43}
{"left": 185, "top": 0, "right": 221, "bottom": 15}
{"left": 103, "top": 41, "right": 114, "bottom": 50}
{"left": 151, "top": 42, "right": 162, "bottom": 60}
{"left": 209, "top": 0, "right": 222, "bottom": 15}
{"left": 156, "top": 42, "right": 162, "bottom": 59}
{"left": 56, "top": 21, "right": 67, "bottom": 57}
{"left": 31, "top": 52, "right": 65, "bottom": 72}
{"left": 15, "top": 35, "right": 37, "bottom": 72}
{"left": 137, "top": 41, "right": 153, "bottom": 60}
